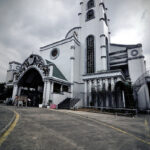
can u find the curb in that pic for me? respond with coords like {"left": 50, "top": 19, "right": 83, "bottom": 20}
{"left": 0, "top": 108, "right": 16, "bottom": 138}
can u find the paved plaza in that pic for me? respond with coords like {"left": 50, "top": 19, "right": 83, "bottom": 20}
{"left": 0, "top": 106, "right": 150, "bottom": 150}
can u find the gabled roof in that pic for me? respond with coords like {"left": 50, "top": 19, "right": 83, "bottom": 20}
{"left": 45, "top": 60, "right": 67, "bottom": 81}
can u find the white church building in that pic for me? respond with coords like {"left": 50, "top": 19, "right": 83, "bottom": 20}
{"left": 6, "top": 0, "right": 150, "bottom": 110}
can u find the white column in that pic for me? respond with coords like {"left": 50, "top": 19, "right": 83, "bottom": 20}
{"left": 94, "top": 79, "right": 98, "bottom": 107}
{"left": 70, "top": 57, "right": 75, "bottom": 98}
{"left": 94, "top": 79, "right": 97, "bottom": 91}
{"left": 50, "top": 65, "right": 53, "bottom": 77}
{"left": 105, "top": 79, "right": 109, "bottom": 107}
{"left": 42, "top": 80, "right": 47, "bottom": 106}
{"left": 50, "top": 81, "right": 54, "bottom": 103}
{"left": 12, "top": 84, "right": 18, "bottom": 101}
{"left": 45, "top": 81, "right": 51, "bottom": 105}
{"left": 105, "top": 79, "right": 109, "bottom": 91}
{"left": 87, "top": 80, "right": 92, "bottom": 106}
{"left": 84, "top": 80, "right": 88, "bottom": 107}
{"left": 122, "top": 91, "right": 126, "bottom": 108}
{"left": 99, "top": 79, "right": 103, "bottom": 91}
{"left": 111, "top": 78, "right": 115, "bottom": 92}
{"left": 111, "top": 78, "right": 115, "bottom": 107}
{"left": 17, "top": 87, "right": 22, "bottom": 96}
{"left": 60, "top": 85, "right": 63, "bottom": 93}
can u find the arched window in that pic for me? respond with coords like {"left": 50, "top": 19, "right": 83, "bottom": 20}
{"left": 87, "top": 0, "right": 94, "bottom": 9}
{"left": 86, "top": 9, "right": 95, "bottom": 21}
{"left": 87, "top": 35, "right": 95, "bottom": 74}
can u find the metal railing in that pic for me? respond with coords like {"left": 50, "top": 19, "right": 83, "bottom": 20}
{"left": 83, "top": 106, "right": 138, "bottom": 116}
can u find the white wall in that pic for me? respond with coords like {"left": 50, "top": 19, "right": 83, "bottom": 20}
{"left": 53, "top": 92, "right": 71, "bottom": 105}
{"left": 40, "top": 40, "right": 75, "bottom": 82}
{"left": 138, "top": 84, "right": 150, "bottom": 110}
{"left": 79, "top": 0, "right": 110, "bottom": 75}
{"left": 128, "top": 47, "right": 146, "bottom": 83}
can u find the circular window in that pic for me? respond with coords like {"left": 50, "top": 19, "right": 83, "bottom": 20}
{"left": 50, "top": 48, "right": 59, "bottom": 60}
{"left": 131, "top": 50, "right": 138, "bottom": 57}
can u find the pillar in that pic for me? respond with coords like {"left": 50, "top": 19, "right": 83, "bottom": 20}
{"left": 99, "top": 79, "right": 103, "bottom": 91}
{"left": 70, "top": 56, "right": 75, "bottom": 98}
{"left": 88, "top": 80, "right": 92, "bottom": 106}
{"left": 18, "top": 87, "right": 22, "bottom": 96}
{"left": 42, "top": 81, "right": 47, "bottom": 106}
{"left": 12, "top": 83, "right": 18, "bottom": 101}
{"left": 60, "top": 85, "right": 63, "bottom": 93}
{"left": 122, "top": 91, "right": 126, "bottom": 108}
{"left": 50, "top": 65, "right": 53, "bottom": 77}
{"left": 105, "top": 78, "right": 109, "bottom": 107}
{"left": 84, "top": 80, "right": 88, "bottom": 107}
{"left": 94, "top": 79, "right": 98, "bottom": 107}
{"left": 45, "top": 81, "right": 51, "bottom": 105}
{"left": 50, "top": 81, "right": 54, "bottom": 103}
{"left": 43, "top": 80, "right": 51, "bottom": 106}
{"left": 111, "top": 78, "right": 115, "bottom": 107}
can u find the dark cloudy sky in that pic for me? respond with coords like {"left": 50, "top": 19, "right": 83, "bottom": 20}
{"left": 0, "top": 0, "right": 150, "bottom": 82}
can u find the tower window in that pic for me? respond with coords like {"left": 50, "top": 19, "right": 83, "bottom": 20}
{"left": 87, "top": 0, "right": 94, "bottom": 9}
{"left": 86, "top": 9, "right": 95, "bottom": 21}
{"left": 87, "top": 35, "right": 95, "bottom": 74}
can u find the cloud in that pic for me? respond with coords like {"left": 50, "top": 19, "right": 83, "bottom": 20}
{"left": 0, "top": 0, "right": 150, "bottom": 82}
{"left": 106, "top": 0, "right": 150, "bottom": 69}
{"left": 0, "top": 0, "right": 80, "bottom": 82}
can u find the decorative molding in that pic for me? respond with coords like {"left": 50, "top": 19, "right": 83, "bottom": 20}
{"left": 110, "top": 60, "right": 128, "bottom": 65}
{"left": 70, "top": 45, "right": 75, "bottom": 49}
{"left": 74, "top": 81, "right": 84, "bottom": 85}
{"left": 109, "top": 50, "right": 127, "bottom": 56}
{"left": 65, "top": 27, "right": 81, "bottom": 39}
{"left": 110, "top": 43, "right": 142, "bottom": 49}
{"left": 131, "top": 50, "right": 138, "bottom": 56}
{"left": 110, "top": 54, "right": 128, "bottom": 61}
{"left": 70, "top": 57, "right": 75, "bottom": 60}
{"left": 101, "top": 56, "right": 107, "bottom": 59}
{"left": 128, "top": 56, "right": 144, "bottom": 61}
{"left": 9, "top": 61, "right": 21, "bottom": 65}
{"left": 83, "top": 70, "right": 125, "bottom": 81}
{"left": 15, "top": 55, "right": 50, "bottom": 81}
{"left": 101, "top": 45, "right": 106, "bottom": 48}
{"left": 50, "top": 48, "right": 60, "bottom": 60}
{"left": 99, "top": 2, "right": 107, "bottom": 10}
{"left": 40, "top": 36, "right": 80, "bottom": 51}
{"left": 99, "top": 18, "right": 105, "bottom": 21}
{"left": 80, "top": 2, "right": 83, "bottom": 5}
{"left": 100, "top": 34, "right": 106, "bottom": 38}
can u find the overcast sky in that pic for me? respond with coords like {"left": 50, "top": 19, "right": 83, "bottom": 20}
{"left": 0, "top": 0, "right": 150, "bottom": 82}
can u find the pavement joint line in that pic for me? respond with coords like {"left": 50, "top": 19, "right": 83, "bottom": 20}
{"left": 50, "top": 109, "right": 150, "bottom": 146}
{"left": 0, "top": 109, "right": 20, "bottom": 147}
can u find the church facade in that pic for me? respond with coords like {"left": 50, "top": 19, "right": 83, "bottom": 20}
{"left": 6, "top": 0, "right": 150, "bottom": 110}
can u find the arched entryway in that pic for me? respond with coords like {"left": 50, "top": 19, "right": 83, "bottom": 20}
{"left": 17, "top": 68, "right": 44, "bottom": 107}
{"left": 114, "top": 81, "right": 135, "bottom": 108}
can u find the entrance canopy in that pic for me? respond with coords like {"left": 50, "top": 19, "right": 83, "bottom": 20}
{"left": 18, "top": 68, "right": 44, "bottom": 88}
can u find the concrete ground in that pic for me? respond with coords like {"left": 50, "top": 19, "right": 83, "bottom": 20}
{"left": 0, "top": 106, "right": 150, "bottom": 150}
{"left": 0, "top": 106, "right": 14, "bottom": 133}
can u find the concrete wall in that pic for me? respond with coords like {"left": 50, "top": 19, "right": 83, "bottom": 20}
{"left": 138, "top": 84, "right": 150, "bottom": 110}
{"left": 53, "top": 92, "right": 71, "bottom": 105}
{"left": 79, "top": 0, "right": 110, "bottom": 75}
{"left": 128, "top": 47, "right": 146, "bottom": 83}
{"left": 6, "top": 63, "right": 21, "bottom": 83}
{"left": 40, "top": 40, "right": 75, "bottom": 82}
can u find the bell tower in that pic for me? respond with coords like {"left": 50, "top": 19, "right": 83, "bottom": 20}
{"left": 79, "top": 0, "right": 110, "bottom": 75}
